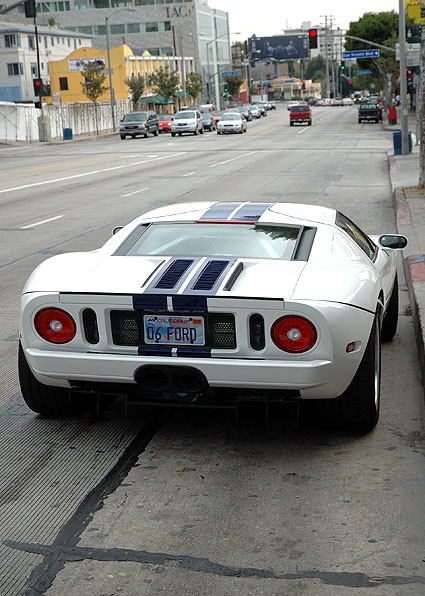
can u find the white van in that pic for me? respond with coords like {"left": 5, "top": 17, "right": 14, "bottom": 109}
{"left": 171, "top": 110, "right": 204, "bottom": 136}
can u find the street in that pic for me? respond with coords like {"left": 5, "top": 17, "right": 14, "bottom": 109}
{"left": 1, "top": 104, "right": 425, "bottom": 595}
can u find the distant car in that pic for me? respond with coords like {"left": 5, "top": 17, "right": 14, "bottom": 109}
{"left": 253, "top": 103, "right": 267, "bottom": 116}
{"left": 287, "top": 101, "right": 300, "bottom": 110}
{"left": 358, "top": 103, "right": 382, "bottom": 123}
{"left": 217, "top": 112, "right": 247, "bottom": 134}
{"left": 236, "top": 105, "right": 253, "bottom": 121}
{"left": 308, "top": 98, "right": 319, "bottom": 106}
{"left": 171, "top": 110, "right": 204, "bottom": 136}
{"left": 119, "top": 111, "right": 159, "bottom": 139}
{"left": 157, "top": 114, "right": 172, "bottom": 133}
{"left": 201, "top": 112, "right": 216, "bottom": 131}
{"left": 211, "top": 111, "right": 224, "bottom": 125}
{"left": 18, "top": 200, "right": 407, "bottom": 432}
{"left": 289, "top": 103, "right": 312, "bottom": 126}
{"left": 247, "top": 105, "right": 261, "bottom": 119}
{"left": 342, "top": 98, "right": 354, "bottom": 106}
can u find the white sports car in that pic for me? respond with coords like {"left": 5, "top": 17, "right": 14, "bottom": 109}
{"left": 19, "top": 202, "right": 407, "bottom": 431}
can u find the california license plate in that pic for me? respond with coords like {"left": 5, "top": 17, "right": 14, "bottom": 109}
{"left": 143, "top": 315, "right": 205, "bottom": 345}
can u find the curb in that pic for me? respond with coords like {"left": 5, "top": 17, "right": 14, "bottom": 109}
{"left": 391, "top": 180, "right": 425, "bottom": 386}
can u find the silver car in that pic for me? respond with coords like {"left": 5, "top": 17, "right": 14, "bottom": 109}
{"left": 171, "top": 110, "right": 204, "bottom": 136}
{"left": 217, "top": 112, "right": 247, "bottom": 134}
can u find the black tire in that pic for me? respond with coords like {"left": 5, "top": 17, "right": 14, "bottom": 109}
{"left": 381, "top": 274, "right": 399, "bottom": 341}
{"left": 200, "top": 127, "right": 204, "bottom": 134}
{"left": 358, "top": 119, "right": 362, "bottom": 123}
{"left": 290, "top": 122, "right": 294, "bottom": 126}
{"left": 308, "top": 121, "right": 312, "bottom": 126}
{"left": 120, "top": 134, "right": 126, "bottom": 140}
{"left": 171, "top": 133, "right": 176, "bottom": 137}
{"left": 194, "top": 128, "right": 198, "bottom": 135}
{"left": 331, "top": 313, "right": 381, "bottom": 432}
{"left": 153, "top": 127, "right": 159, "bottom": 136}
{"left": 144, "top": 131, "right": 148, "bottom": 138}
{"left": 18, "top": 343, "right": 114, "bottom": 418}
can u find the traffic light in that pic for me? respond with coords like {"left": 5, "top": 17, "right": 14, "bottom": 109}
{"left": 223, "top": 83, "right": 228, "bottom": 92}
{"left": 308, "top": 29, "right": 318, "bottom": 49}
{"left": 24, "top": 0, "right": 36, "bottom": 18}
{"left": 33, "top": 78, "right": 43, "bottom": 96}
{"left": 301, "top": 81, "right": 306, "bottom": 90}
{"left": 340, "top": 61, "right": 345, "bottom": 70}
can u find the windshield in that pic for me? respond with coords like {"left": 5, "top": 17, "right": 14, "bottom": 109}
{"left": 174, "top": 111, "right": 196, "bottom": 119}
{"left": 122, "top": 223, "right": 300, "bottom": 260}
{"left": 221, "top": 113, "right": 241, "bottom": 121}
{"left": 124, "top": 113, "right": 147, "bottom": 122}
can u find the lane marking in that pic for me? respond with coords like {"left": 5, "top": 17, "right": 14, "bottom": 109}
{"left": 297, "top": 127, "right": 311, "bottom": 134}
{"left": 21, "top": 215, "right": 64, "bottom": 229}
{"left": 0, "top": 154, "right": 124, "bottom": 177}
{"left": 182, "top": 171, "right": 196, "bottom": 177}
{"left": 210, "top": 151, "right": 257, "bottom": 168}
{"left": 0, "top": 152, "right": 186, "bottom": 195}
{"left": 121, "top": 186, "right": 150, "bottom": 197}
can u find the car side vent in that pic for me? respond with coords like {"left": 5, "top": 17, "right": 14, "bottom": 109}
{"left": 249, "top": 314, "right": 265, "bottom": 350}
{"left": 82, "top": 308, "right": 99, "bottom": 344}
{"left": 154, "top": 259, "right": 194, "bottom": 289}
{"left": 192, "top": 260, "right": 229, "bottom": 291}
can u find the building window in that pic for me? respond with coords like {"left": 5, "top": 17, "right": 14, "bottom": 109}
{"left": 146, "top": 22, "right": 159, "bottom": 32}
{"left": 7, "top": 63, "right": 24, "bottom": 76}
{"left": 44, "top": 36, "right": 48, "bottom": 48}
{"left": 5, "top": 34, "right": 20, "bottom": 47}
{"left": 31, "top": 62, "right": 38, "bottom": 76}
{"left": 127, "top": 23, "right": 140, "bottom": 33}
{"left": 28, "top": 35, "right": 36, "bottom": 50}
{"left": 67, "top": 38, "right": 71, "bottom": 46}
{"left": 59, "top": 77, "right": 69, "bottom": 90}
{"left": 111, "top": 24, "right": 125, "bottom": 34}
{"left": 51, "top": 36, "right": 54, "bottom": 45}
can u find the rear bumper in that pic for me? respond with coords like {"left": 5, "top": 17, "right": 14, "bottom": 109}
{"left": 25, "top": 347, "right": 333, "bottom": 397}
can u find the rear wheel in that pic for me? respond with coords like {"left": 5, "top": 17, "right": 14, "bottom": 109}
{"left": 381, "top": 274, "right": 399, "bottom": 341}
{"left": 194, "top": 128, "right": 198, "bottom": 135}
{"left": 153, "top": 127, "right": 159, "bottom": 136}
{"left": 171, "top": 132, "right": 176, "bottom": 137}
{"left": 331, "top": 313, "right": 381, "bottom": 432}
{"left": 120, "top": 134, "right": 126, "bottom": 140}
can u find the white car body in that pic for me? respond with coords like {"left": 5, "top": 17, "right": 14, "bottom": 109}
{"left": 171, "top": 110, "right": 203, "bottom": 136}
{"left": 217, "top": 113, "right": 247, "bottom": 134}
{"left": 19, "top": 202, "right": 407, "bottom": 430}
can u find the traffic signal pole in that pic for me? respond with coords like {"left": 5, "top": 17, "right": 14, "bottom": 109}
{"left": 398, "top": 0, "right": 409, "bottom": 155}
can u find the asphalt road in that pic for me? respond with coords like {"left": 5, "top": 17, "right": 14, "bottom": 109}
{"left": 1, "top": 104, "right": 424, "bottom": 595}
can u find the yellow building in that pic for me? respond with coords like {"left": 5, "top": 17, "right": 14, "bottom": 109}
{"left": 47, "top": 44, "right": 194, "bottom": 109}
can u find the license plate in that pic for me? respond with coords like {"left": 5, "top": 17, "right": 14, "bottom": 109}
{"left": 143, "top": 315, "right": 205, "bottom": 345}
{"left": 126, "top": 125, "right": 137, "bottom": 129}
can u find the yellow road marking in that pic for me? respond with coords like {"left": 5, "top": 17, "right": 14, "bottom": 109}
{"left": 0, "top": 154, "right": 123, "bottom": 177}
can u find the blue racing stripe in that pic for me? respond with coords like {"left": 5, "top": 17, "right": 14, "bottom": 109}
{"left": 230, "top": 202, "right": 271, "bottom": 221}
{"left": 199, "top": 202, "right": 242, "bottom": 221}
{"left": 133, "top": 295, "right": 168, "bottom": 311}
{"left": 138, "top": 346, "right": 172, "bottom": 356}
{"left": 172, "top": 296, "right": 208, "bottom": 312}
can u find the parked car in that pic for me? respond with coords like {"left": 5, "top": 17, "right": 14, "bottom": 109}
{"left": 171, "top": 110, "right": 204, "bottom": 136}
{"left": 201, "top": 112, "right": 216, "bottom": 131}
{"left": 358, "top": 103, "right": 382, "bottom": 123}
{"left": 119, "top": 111, "right": 159, "bottom": 139}
{"left": 253, "top": 102, "right": 267, "bottom": 116}
{"left": 247, "top": 105, "right": 261, "bottom": 119}
{"left": 217, "top": 112, "right": 247, "bottom": 134}
{"left": 289, "top": 103, "right": 312, "bottom": 126}
{"left": 342, "top": 98, "right": 354, "bottom": 106}
{"left": 157, "top": 114, "right": 173, "bottom": 133}
{"left": 18, "top": 200, "right": 407, "bottom": 432}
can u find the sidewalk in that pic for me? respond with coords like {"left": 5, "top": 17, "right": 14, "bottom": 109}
{"left": 387, "top": 116, "right": 425, "bottom": 385}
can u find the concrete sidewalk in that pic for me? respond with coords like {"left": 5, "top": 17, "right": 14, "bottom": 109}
{"left": 388, "top": 131, "right": 425, "bottom": 386}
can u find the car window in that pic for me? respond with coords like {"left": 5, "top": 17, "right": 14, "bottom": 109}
{"left": 174, "top": 111, "right": 195, "bottom": 119}
{"left": 291, "top": 106, "right": 309, "bottom": 112}
{"left": 124, "top": 113, "right": 147, "bottom": 121}
{"left": 120, "top": 223, "right": 301, "bottom": 260}
{"left": 222, "top": 114, "right": 241, "bottom": 120}
{"left": 336, "top": 213, "right": 377, "bottom": 259}
{"left": 158, "top": 115, "right": 171, "bottom": 121}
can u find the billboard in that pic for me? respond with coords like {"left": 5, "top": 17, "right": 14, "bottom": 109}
{"left": 249, "top": 35, "right": 308, "bottom": 61}
{"left": 68, "top": 57, "right": 105, "bottom": 72}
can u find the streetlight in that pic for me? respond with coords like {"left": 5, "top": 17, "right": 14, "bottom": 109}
{"left": 105, "top": 7, "right": 136, "bottom": 131}
{"left": 206, "top": 31, "right": 240, "bottom": 105}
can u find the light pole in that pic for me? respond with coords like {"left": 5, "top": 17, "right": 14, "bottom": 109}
{"left": 105, "top": 7, "right": 136, "bottom": 131}
{"left": 206, "top": 31, "right": 240, "bottom": 106}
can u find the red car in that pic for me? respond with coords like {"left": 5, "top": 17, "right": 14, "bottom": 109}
{"left": 158, "top": 114, "right": 172, "bottom": 133}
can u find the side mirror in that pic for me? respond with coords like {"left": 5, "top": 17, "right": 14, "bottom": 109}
{"left": 378, "top": 234, "right": 408, "bottom": 250}
{"left": 112, "top": 226, "right": 123, "bottom": 235}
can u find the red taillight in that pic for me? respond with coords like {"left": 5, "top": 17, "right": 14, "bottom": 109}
{"left": 271, "top": 315, "right": 317, "bottom": 353}
{"left": 34, "top": 308, "right": 76, "bottom": 344}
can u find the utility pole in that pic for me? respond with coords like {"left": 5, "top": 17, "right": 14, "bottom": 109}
{"left": 398, "top": 0, "right": 409, "bottom": 154}
{"left": 321, "top": 15, "right": 332, "bottom": 97}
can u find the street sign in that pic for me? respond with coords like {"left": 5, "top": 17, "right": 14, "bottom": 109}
{"left": 343, "top": 49, "right": 380, "bottom": 58}
{"left": 221, "top": 71, "right": 238, "bottom": 76}
{"left": 357, "top": 70, "right": 373, "bottom": 75}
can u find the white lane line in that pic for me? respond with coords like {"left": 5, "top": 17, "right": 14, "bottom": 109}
{"left": 121, "top": 186, "right": 150, "bottom": 197}
{"left": 182, "top": 171, "right": 196, "bottom": 177}
{"left": 0, "top": 152, "right": 186, "bottom": 195}
{"left": 209, "top": 151, "right": 257, "bottom": 168}
{"left": 297, "top": 127, "right": 310, "bottom": 134}
{"left": 21, "top": 215, "right": 64, "bottom": 229}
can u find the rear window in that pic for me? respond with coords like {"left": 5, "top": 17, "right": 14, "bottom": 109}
{"left": 116, "top": 223, "right": 301, "bottom": 260}
{"left": 291, "top": 105, "right": 309, "bottom": 113}
{"left": 360, "top": 104, "right": 378, "bottom": 111}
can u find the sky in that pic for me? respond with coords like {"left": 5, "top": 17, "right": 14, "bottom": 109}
{"left": 210, "top": 0, "right": 400, "bottom": 41}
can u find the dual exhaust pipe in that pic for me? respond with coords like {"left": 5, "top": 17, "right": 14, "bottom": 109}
{"left": 134, "top": 364, "right": 208, "bottom": 399}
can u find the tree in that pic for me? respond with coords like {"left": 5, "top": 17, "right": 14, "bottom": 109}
{"left": 150, "top": 66, "right": 179, "bottom": 105}
{"left": 80, "top": 60, "right": 108, "bottom": 134}
{"left": 185, "top": 73, "right": 203, "bottom": 103}
{"left": 304, "top": 55, "right": 326, "bottom": 83}
{"left": 222, "top": 74, "right": 245, "bottom": 98}
{"left": 125, "top": 74, "right": 145, "bottom": 110}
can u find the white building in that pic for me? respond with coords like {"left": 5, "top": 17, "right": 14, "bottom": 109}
{"left": 0, "top": 20, "right": 92, "bottom": 101}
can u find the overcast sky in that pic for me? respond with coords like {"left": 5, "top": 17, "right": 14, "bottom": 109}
{"left": 210, "top": 0, "right": 400, "bottom": 41}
